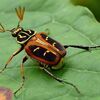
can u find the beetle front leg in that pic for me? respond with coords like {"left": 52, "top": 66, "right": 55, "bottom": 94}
{"left": 42, "top": 67, "right": 81, "bottom": 94}
{"left": 64, "top": 45, "right": 100, "bottom": 51}
{"left": 14, "top": 56, "right": 28, "bottom": 95}
{"left": 0, "top": 46, "right": 23, "bottom": 73}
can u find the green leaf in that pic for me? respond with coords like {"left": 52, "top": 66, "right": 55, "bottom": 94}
{"left": 0, "top": 0, "right": 100, "bottom": 100}
{"left": 71, "top": 0, "right": 100, "bottom": 22}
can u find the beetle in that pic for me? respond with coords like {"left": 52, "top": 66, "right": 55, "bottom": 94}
{"left": 0, "top": 7, "right": 100, "bottom": 95}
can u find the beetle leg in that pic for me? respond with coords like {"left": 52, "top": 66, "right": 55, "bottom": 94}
{"left": 14, "top": 56, "right": 28, "bottom": 95}
{"left": 0, "top": 46, "right": 23, "bottom": 73}
{"left": 64, "top": 45, "right": 100, "bottom": 51}
{"left": 42, "top": 67, "right": 81, "bottom": 94}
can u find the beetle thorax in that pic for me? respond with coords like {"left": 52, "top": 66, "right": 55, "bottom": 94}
{"left": 11, "top": 28, "right": 36, "bottom": 44}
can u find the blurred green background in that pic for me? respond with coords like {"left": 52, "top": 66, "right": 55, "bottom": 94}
{"left": 72, "top": 0, "right": 100, "bottom": 22}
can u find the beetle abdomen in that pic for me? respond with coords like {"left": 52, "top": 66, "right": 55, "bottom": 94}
{"left": 29, "top": 45, "right": 56, "bottom": 62}
{"left": 24, "top": 32, "right": 66, "bottom": 66}
{"left": 25, "top": 44, "right": 61, "bottom": 65}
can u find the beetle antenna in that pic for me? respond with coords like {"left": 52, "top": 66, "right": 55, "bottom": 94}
{"left": 0, "top": 23, "right": 5, "bottom": 32}
{"left": 15, "top": 6, "right": 25, "bottom": 28}
{"left": 0, "top": 23, "right": 12, "bottom": 32}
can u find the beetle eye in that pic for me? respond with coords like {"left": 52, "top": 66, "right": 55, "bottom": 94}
{"left": 10, "top": 28, "right": 17, "bottom": 37}
{"left": 12, "top": 32, "right": 17, "bottom": 37}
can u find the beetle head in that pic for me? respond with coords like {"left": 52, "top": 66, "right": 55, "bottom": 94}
{"left": 10, "top": 27, "right": 23, "bottom": 37}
